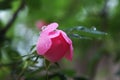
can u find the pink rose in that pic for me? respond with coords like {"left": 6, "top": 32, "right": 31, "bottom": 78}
{"left": 36, "top": 22, "right": 73, "bottom": 62}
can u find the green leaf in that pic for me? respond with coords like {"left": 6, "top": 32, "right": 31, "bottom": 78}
{"left": 29, "top": 45, "right": 36, "bottom": 54}
{"left": 68, "top": 26, "right": 107, "bottom": 39}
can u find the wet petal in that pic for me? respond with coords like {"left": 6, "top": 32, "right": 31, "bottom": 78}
{"left": 59, "top": 30, "right": 73, "bottom": 61}
{"left": 64, "top": 44, "right": 73, "bottom": 61}
{"left": 44, "top": 33, "right": 69, "bottom": 62}
{"left": 36, "top": 34, "right": 52, "bottom": 55}
{"left": 43, "top": 22, "right": 58, "bottom": 34}
{"left": 59, "top": 30, "right": 72, "bottom": 44}
{"left": 49, "top": 30, "right": 60, "bottom": 38}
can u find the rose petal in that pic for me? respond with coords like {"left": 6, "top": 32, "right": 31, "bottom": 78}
{"left": 59, "top": 30, "right": 73, "bottom": 61}
{"left": 44, "top": 33, "right": 70, "bottom": 62}
{"left": 36, "top": 34, "right": 52, "bottom": 55}
{"left": 49, "top": 30, "right": 60, "bottom": 38}
{"left": 59, "top": 30, "right": 72, "bottom": 44}
{"left": 64, "top": 44, "right": 73, "bottom": 61}
{"left": 43, "top": 22, "right": 58, "bottom": 34}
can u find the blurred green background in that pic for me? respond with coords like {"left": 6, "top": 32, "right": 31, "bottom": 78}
{"left": 0, "top": 0, "right": 120, "bottom": 80}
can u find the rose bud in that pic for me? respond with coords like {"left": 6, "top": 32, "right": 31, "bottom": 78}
{"left": 36, "top": 22, "right": 73, "bottom": 62}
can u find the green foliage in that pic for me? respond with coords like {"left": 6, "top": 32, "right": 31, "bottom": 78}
{"left": 68, "top": 26, "right": 107, "bottom": 39}
{"left": 0, "top": 0, "right": 14, "bottom": 10}
{"left": 62, "top": 69, "right": 75, "bottom": 76}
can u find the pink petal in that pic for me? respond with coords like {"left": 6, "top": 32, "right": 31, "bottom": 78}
{"left": 59, "top": 30, "right": 73, "bottom": 61}
{"left": 44, "top": 33, "right": 70, "bottom": 62}
{"left": 49, "top": 30, "right": 60, "bottom": 38}
{"left": 64, "top": 44, "right": 73, "bottom": 61}
{"left": 59, "top": 30, "right": 72, "bottom": 44}
{"left": 43, "top": 22, "right": 58, "bottom": 34}
{"left": 36, "top": 34, "right": 52, "bottom": 55}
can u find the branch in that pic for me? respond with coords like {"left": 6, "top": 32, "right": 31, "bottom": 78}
{"left": 0, "top": 0, "right": 25, "bottom": 37}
